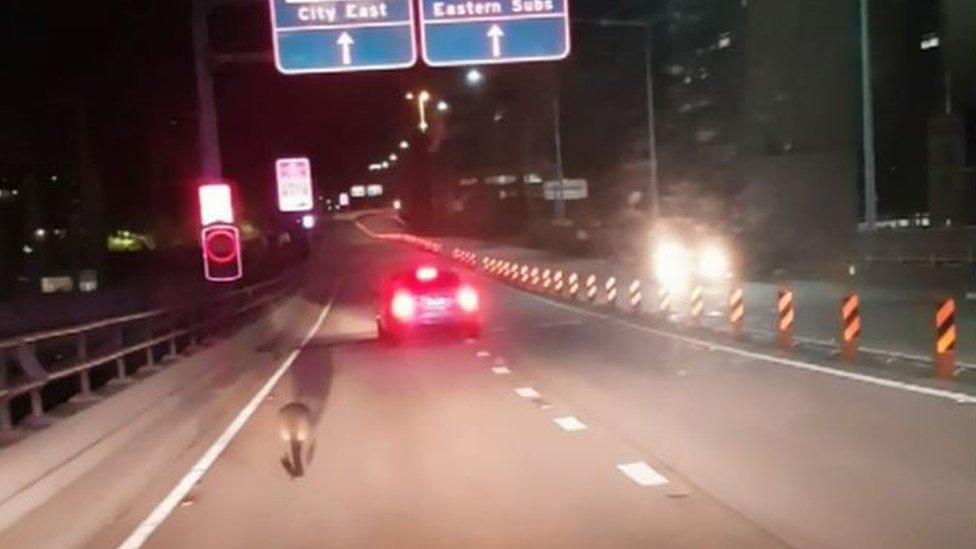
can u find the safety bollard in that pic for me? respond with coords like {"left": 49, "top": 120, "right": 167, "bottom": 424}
{"left": 553, "top": 271, "right": 564, "bottom": 294}
{"left": 605, "top": 277, "right": 618, "bottom": 308}
{"left": 777, "top": 288, "right": 796, "bottom": 349}
{"left": 935, "top": 298, "right": 957, "bottom": 379}
{"left": 840, "top": 293, "right": 861, "bottom": 363}
{"left": 531, "top": 267, "right": 541, "bottom": 288}
{"left": 542, "top": 269, "right": 552, "bottom": 291}
{"left": 521, "top": 266, "right": 530, "bottom": 285}
{"left": 657, "top": 287, "right": 672, "bottom": 316}
{"left": 568, "top": 273, "right": 580, "bottom": 299}
{"left": 628, "top": 280, "right": 643, "bottom": 314}
{"left": 729, "top": 288, "right": 744, "bottom": 339}
{"left": 585, "top": 275, "right": 598, "bottom": 303}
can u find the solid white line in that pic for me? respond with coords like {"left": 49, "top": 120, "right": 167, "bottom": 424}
{"left": 617, "top": 462, "right": 669, "bottom": 487}
{"left": 522, "top": 292, "right": 976, "bottom": 405}
{"left": 491, "top": 366, "right": 512, "bottom": 375}
{"left": 117, "top": 282, "right": 342, "bottom": 549}
{"left": 476, "top": 350, "right": 492, "bottom": 358}
{"left": 553, "top": 416, "right": 587, "bottom": 432}
{"left": 514, "top": 387, "right": 540, "bottom": 399}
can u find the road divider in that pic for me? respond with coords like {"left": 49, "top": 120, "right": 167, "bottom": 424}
{"left": 351, "top": 222, "right": 974, "bottom": 383}
{"left": 841, "top": 293, "right": 861, "bottom": 363}
{"left": 586, "top": 275, "right": 598, "bottom": 303}
{"left": 690, "top": 285, "right": 704, "bottom": 327}
{"left": 729, "top": 288, "right": 744, "bottom": 340}
{"left": 777, "top": 288, "right": 796, "bottom": 350}
{"left": 628, "top": 280, "right": 643, "bottom": 314}
{"left": 657, "top": 287, "right": 672, "bottom": 316}
{"left": 605, "top": 277, "right": 618, "bottom": 309}
{"left": 936, "top": 298, "right": 957, "bottom": 379}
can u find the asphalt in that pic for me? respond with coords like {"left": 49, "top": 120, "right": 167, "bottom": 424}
{"left": 96, "top": 221, "right": 975, "bottom": 549}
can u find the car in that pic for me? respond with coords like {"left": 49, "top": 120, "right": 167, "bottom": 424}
{"left": 376, "top": 265, "right": 483, "bottom": 342}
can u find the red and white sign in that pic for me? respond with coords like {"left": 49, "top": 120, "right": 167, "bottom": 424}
{"left": 276, "top": 157, "right": 314, "bottom": 212}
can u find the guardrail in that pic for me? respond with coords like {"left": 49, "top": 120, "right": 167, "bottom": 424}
{"left": 0, "top": 274, "right": 298, "bottom": 438}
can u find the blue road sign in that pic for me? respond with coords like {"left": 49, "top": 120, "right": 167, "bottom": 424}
{"left": 269, "top": 0, "right": 417, "bottom": 74}
{"left": 419, "top": 0, "right": 571, "bottom": 67}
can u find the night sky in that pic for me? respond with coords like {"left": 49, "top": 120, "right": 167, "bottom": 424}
{"left": 1, "top": 1, "right": 650, "bottom": 227}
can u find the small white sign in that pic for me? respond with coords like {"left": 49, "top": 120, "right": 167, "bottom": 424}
{"left": 350, "top": 185, "right": 367, "bottom": 198}
{"left": 276, "top": 157, "right": 313, "bottom": 212}
{"left": 338, "top": 192, "right": 350, "bottom": 206}
{"left": 367, "top": 184, "right": 384, "bottom": 197}
{"left": 544, "top": 179, "right": 588, "bottom": 201}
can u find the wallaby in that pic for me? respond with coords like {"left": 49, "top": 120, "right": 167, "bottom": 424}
{"left": 278, "top": 402, "right": 314, "bottom": 479}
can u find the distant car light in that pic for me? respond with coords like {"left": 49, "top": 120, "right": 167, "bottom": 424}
{"left": 390, "top": 290, "right": 416, "bottom": 322}
{"left": 699, "top": 244, "right": 730, "bottom": 281}
{"left": 457, "top": 286, "right": 479, "bottom": 313}
{"left": 653, "top": 240, "right": 692, "bottom": 291}
{"left": 416, "top": 266, "right": 439, "bottom": 282}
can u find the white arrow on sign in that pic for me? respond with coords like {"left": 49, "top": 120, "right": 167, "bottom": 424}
{"left": 336, "top": 32, "right": 354, "bottom": 65}
{"left": 487, "top": 24, "right": 504, "bottom": 58}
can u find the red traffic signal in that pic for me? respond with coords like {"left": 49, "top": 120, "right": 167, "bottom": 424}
{"left": 201, "top": 223, "right": 243, "bottom": 282}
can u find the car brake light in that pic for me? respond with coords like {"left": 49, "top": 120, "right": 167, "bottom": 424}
{"left": 457, "top": 286, "right": 479, "bottom": 313}
{"left": 391, "top": 290, "right": 416, "bottom": 321}
{"left": 416, "top": 266, "right": 438, "bottom": 282}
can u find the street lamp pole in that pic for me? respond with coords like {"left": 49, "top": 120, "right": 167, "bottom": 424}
{"left": 859, "top": 0, "right": 878, "bottom": 231}
{"left": 643, "top": 22, "right": 660, "bottom": 219}
{"left": 553, "top": 94, "right": 567, "bottom": 221}
{"left": 578, "top": 18, "right": 660, "bottom": 219}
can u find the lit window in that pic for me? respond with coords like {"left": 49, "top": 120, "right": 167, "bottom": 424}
{"left": 920, "top": 33, "right": 940, "bottom": 50}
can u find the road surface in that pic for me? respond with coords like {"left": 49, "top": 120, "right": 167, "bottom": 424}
{"left": 89, "top": 220, "right": 975, "bottom": 549}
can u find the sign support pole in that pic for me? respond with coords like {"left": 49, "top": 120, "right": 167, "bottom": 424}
{"left": 192, "top": 0, "right": 223, "bottom": 178}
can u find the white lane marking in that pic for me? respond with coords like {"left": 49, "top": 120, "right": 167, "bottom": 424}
{"left": 118, "top": 282, "right": 342, "bottom": 549}
{"left": 492, "top": 366, "right": 512, "bottom": 375}
{"left": 741, "top": 327, "right": 976, "bottom": 371}
{"left": 553, "top": 416, "right": 587, "bottom": 432}
{"left": 522, "top": 293, "right": 976, "bottom": 405}
{"left": 514, "top": 387, "right": 540, "bottom": 399}
{"left": 617, "top": 462, "right": 670, "bottom": 487}
{"left": 476, "top": 350, "right": 491, "bottom": 358}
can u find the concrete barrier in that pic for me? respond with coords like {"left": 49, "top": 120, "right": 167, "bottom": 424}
{"left": 0, "top": 291, "right": 321, "bottom": 544}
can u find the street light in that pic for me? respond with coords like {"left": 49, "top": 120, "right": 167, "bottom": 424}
{"left": 405, "top": 91, "right": 414, "bottom": 101}
{"left": 436, "top": 100, "right": 450, "bottom": 112}
{"left": 399, "top": 140, "right": 410, "bottom": 150}
{"left": 382, "top": 161, "right": 390, "bottom": 169}
{"left": 418, "top": 90, "right": 431, "bottom": 132}
{"left": 389, "top": 153, "right": 398, "bottom": 162}
{"left": 465, "top": 68, "right": 484, "bottom": 86}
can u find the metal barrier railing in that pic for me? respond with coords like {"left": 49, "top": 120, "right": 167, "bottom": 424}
{"left": 0, "top": 274, "right": 298, "bottom": 436}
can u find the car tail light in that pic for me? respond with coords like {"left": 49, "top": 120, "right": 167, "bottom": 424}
{"left": 416, "top": 266, "right": 438, "bottom": 282}
{"left": 457, "top": 286, "right": 479, "bottom": 313}
{"left": 391, "top": 290, "right": 416, "bottom": 322}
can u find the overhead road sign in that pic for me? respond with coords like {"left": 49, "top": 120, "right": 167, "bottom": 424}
{"left": 419, "top": 0, "right": 571, "bottom": 67}
{"left": 269, "top": 0, "right": 418, "bottom": 74}
{"left": 276, "top": 157, "right": 314, "bottom": 212}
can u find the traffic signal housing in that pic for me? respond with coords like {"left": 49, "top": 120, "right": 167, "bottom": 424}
{"left": 201, "top": 223, "right": 243, "bottom": 282}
